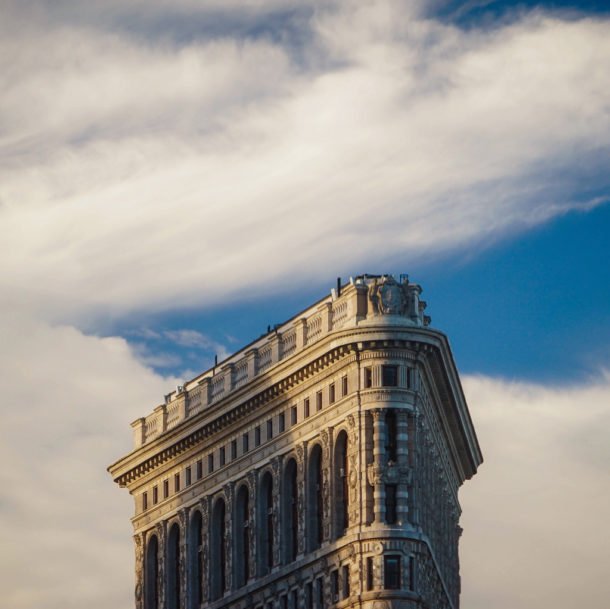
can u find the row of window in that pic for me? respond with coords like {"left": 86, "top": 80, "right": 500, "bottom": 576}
{"left": 142, "top": 366, "right": 413, "bottom": 512}
{"left": 142, "top": 375, "right": 350, "bottom": 511}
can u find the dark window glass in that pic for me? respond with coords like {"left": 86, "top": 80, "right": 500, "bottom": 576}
{"left": 280, "top": 595, "right": 287, "bottom": 609}
{"left": 185, "top": 466, "right": 192, "bottom": 486}
{"left": 231, "top": 439, "right": 237, "bottom": 459}
{"left": 316, "top": 391, "right": 323, "bottom": 411}
{"left": 382, "top": 365, "right": 398, "bottom": 387}
{"left": 331, "top": 570, "right": 339, "bottom": 601}
{"left": 291, "top": 405, "right": 297, "bottom": 425}
{"left": 366, "top": 557, "right": 373, "bottom": 591}
{"left": 329, "top": 383, "right": 335, "bottom": 404}
{"left": 304, "top": 398, "right": 310, "bottom": 418}
{"left": 196, "top": 459, "right": 203, "bottom": 480}
{"left": 317, "top": 577, "right": 324, "bottom": 608}
{"left": 409, "top": 555, "right": 415, "bottom": 591}
{"left": 364, "top": 367, "right": 372, "bottom": 388}
{"left": 255, "top": 425, "right": 261, "bottom": 447}
{"left": 290, "top": 589, "right": 298, "bottom": 609}
{"left": 208, "top": 453, "right": 214, "bottom": 473}
{"left": 243, "top": 433, "right": 249, "bottom": 453}
{"left": 342, "top": 565, "right": 350, "bottom": 598}
{"left": 385, "top": 484, "right": 397, "bottom": 524}
{"left": 163, "top": 479, "right": 169, "bottom": 498}
{"left": 174, "top": 472, "right": 180, "bottom": 492}
{"left": 267, "top": 419, "right": 273, "bottom": 440}
{"left": 406, "top": 367, "right": 412, "bottom": 389}
{"left": 342, "top": 375, "right": 348, "bottom": 396}
{"left": 220, "top": 447, "right": 226, "bottom": 466}
{"left": 279, "top": 412, "right": 285, "bottom": 433}
{"left": 305, "top": 582, "right": 313, "bottom": 609}
{"left": 384, "top": 555, "right": 401, "bottom": 590}
{"left": 152, "top": 485, "right": 158, "bottom": 504}
{"left": 142, "top": 492, "right": 148, "bottom": 511}
{"left": 385, "top": 409, "right": 397, "bottom": 462}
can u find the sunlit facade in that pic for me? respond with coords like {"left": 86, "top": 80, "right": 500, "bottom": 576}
{"left": 109, "top": 274, "right": 482, "bottom": 609}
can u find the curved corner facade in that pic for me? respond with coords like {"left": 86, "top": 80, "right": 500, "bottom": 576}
{"left": 108, "top": 274, "right": 483, "bottom": 609}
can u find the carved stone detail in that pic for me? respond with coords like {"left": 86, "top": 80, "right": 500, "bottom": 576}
{"left": 134, "top": 533, "right": 144, "bottom": 609}
{"left": 271, "top": 456, "right": 282, "bottom": 566}
{"left": 223, "top": 482, "right": 234, "bottom": 591}
{"left": 200, "top": 496, "right": 210, "bottom": 602}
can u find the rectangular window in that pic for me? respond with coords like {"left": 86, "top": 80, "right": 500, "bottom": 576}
{"left": 316, "top": 577, "right": 324, "bottom": 609}
{"left": 196, "top": 459, "right": 203, "bottom": 480}
{"left": 384, "top": 555, "right": 401, "bottom": 590}
{"left": 305, "top": 582, "right": 313, "bottom": 609}
{"left": 304, "top": 398, "right": 310, "bottom": 418}
{"left": 163, "top": 479, "right": 169, "bottom": 498}
{"left": 280, "top": 595, "right": 287, "bottom": 609}
{"left": 243, "top": 433, "right": 249, "bottom": 453}
{"left": 279, "top": 411, "right": 285, "bottom": 433}
{"left": 267, "top": 419, "right": 273, "bottom": 440}
{"left": 186, "top": 466, "right": 192, "bottom": 486}
{"left": 329, "top": 383, "right": 335, "bottom": 404}
{"left": 409, "top": 555, "right": 415, "bottom": 592}
{"left": 364, "top": 366, "right": 373, "bottom": 388}
{"left": 152, "top": 485, "right": 158, "bottom": 505}
{"left": 366, "top": 557, "right": 374, "bottom": 591}
{"left": 342, "top": 374, "right": 348, "bottom": 396}
{"left": 290, "top": 405, "right": 297, "bottom": 426}
{"left": 220, "top": 446, "right": 226, "bottom": 466}
{"left": 142, "top": 492, "right": 148, "bottom": 511}
{"left": 342, "top": 565, "right": 350, "bottom": 599}
{"left": 255, "top": 425, "right": 261, "bottom": 447}
{"left": 382, "top": 365, "right": 398, "bottom": 387}
{"left": 290, "top": 589, "right": 298, "bottom": 609}
{"left": 406, "top": 367, "right": 412, "bottom": 389}
{"left": 174, "top": 472, "right": 180, "bottom": 492}
{"left": 331, "top": 570, "right": 339, "bottom": 602}
{"left": 208, "top": 453, "right": 214, "bottom": 473}
{"left": 385, "top": 484, "right": 397, "bottom": 524}
{"left": 231, "top": 439, "right": 237, "bottom": 460}
{"left": 316, "top": 390, "right": 323, "bottom": 411}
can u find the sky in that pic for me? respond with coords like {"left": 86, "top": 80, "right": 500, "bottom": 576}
{"left": 1, "top": 1, "right": 609, "bottom": 608}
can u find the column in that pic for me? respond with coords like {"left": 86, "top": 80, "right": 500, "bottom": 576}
{"left": 396, "top": 409, "right": 410, "bottom": 525}
{"left": 371, "top": 409, "right": 386, "bottom": 524}
{"left": 134, "top": 533, "right": 145, "bottom": 609}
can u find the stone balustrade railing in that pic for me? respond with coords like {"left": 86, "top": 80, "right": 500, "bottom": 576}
{"left": 131, "top": 275, "right": 427, "bottom": 448}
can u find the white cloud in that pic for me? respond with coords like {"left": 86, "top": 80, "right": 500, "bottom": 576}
{"left": 0, "top": 2, "right": 608, "bottom": 321}
{"left": 0, "top": 312, "right": 178, "bottom": 609}
{"left": 460, "top": 374, "right": 610, "bottom": 609}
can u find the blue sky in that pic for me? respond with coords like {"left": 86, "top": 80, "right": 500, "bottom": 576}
{"left": 121, "top": 200, "right": 610, "bottom": 384}
{"left": 1, "top": 1, "right": 609, "bottom": 608}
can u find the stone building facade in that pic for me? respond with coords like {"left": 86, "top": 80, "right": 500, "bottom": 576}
{"left": 108, "top": 274, "right": 482, "bottom": 609}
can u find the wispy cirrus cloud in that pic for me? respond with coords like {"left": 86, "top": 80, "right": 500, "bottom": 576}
{"left": 1, "top": 1, "right": 608, "bottom": 322}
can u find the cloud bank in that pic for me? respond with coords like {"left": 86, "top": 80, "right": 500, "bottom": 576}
{"left": 1, "top": 1, "right": 609, "bottom": 321}
{"left": 461, "top": 374, "right": 610, "bottom": 608}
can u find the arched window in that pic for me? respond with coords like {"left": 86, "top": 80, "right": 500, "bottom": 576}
{"left": 210, "top": 498, "right": 226, "bottom": 600}
{"left": 188, "top": 511, "right": 203, "bottom": 609}
{"left": 334, "top": 430, "right": 349, "bottom": 538}
{"left": 145, "top": 534, "right": 159, "bottom": 609}
{"left": 167, "top": 523, "right": 181, "bottom": 609}
{"left": 307, "top": 444, "right": 323, "bottom": 552}
{"left": 234, "top": 485, "right": 250, "bottom": 587}
{"left": 281, "top": 458, "right": 298, "bottom": 564}
{"left": 258, "top": 471, "right": 274, "bottom": 575}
